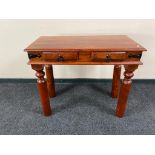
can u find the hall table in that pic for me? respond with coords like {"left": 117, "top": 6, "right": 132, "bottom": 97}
{"left": 24, "top": 35, "right": 147, "bottom": 118}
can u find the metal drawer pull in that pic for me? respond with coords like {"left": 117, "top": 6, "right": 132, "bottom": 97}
{"left": 57, "top": 55, "right": 64, "bottom": 61}
{"left": 105, "top": 54, "right": 111, "bottom": 62}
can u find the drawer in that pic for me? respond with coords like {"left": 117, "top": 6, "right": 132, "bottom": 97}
{"left": 42, "top": 52, "right": 78, "bottom": 61}
{"left": 91, "top": 52, "right": 126, "bottom": 62}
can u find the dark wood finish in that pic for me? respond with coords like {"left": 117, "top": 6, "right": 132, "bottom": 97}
{"left": 31, "top": 64, "right": 52, "bottom": 116}
{"left": 116, "top": 65, "right": 138, "bottom": 117}
{"left": 25, "top": 35, "right": 147, "bottom": 117}
{"left": 45, "top": 65, "right": 56, "bottom": 98}
{"left": 111, "top": 65, "right": 121, "bottom": 98}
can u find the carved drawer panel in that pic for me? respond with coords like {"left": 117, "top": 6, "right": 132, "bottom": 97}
{"left": 42, "top": 52, "right": 78, "bottom": 62}
{"left": 91, "top": 52, "right": 127, "bottom": 62}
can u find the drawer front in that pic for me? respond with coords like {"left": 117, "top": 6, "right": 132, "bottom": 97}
{"left": 42, "top": 52, "right": 78, "bottom": 61}
{"left": 91, "top": 52, "right": 126, "bottom": 62}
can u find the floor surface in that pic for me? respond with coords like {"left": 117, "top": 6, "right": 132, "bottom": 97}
{"left": 0, "top": 81, "right": 155, "bottom": 135}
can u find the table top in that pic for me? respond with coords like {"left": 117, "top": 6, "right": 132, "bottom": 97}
{"left": 25, "top": 35, "right": 147, "bottom": 52}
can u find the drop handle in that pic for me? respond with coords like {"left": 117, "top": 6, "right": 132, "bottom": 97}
{"left": 57, "top": 55, "right": 64, "bottom": 62}
{"left": 105, "top": 54, "right": 111, "bottom": 62}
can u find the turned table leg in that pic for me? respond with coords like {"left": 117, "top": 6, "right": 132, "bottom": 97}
{"left": 111, "top": 65, "right": 121, "bottom": 98}
{"left": 45, "top": 65, "right": 56, "bottom": 98}
{"left": 116, "top": 65, "right": 138, "bottom": 118}
{"left": 31, "top": 64, "right": 52, "bottom": 116}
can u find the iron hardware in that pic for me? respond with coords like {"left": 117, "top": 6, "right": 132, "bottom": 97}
{"left": 57, "top": 55, "right": 64, "bottom": 62}
{"left": 105, "top": 54, "right": 111, "bottom": 62}
{"left": 28, "top": 54, "right": 41, "bottom": 59}
{"left": 128, "top": 54, "right": 142, "bottom": 59}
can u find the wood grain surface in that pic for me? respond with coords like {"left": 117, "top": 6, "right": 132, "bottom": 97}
{"left": 25, "top": 35, "right": 146, "bottom": 52}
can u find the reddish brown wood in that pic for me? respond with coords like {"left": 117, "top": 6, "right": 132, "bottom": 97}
{"left": 31, "top": 64, "right": 52, "bottom": 116}
{"left": 25, "top": 35, "right": 146, "bottom": 52}
{"left": 45, "top": 65, "right": 56, "bottom": 98}
{"left": 78, "top": 51, "right": 91, "bottom": 61}
{"left": 92, "top": 52, "right": 126, "bottom": 61}
{"left": 25, "top": 35, "right": 147, "bottom": 117}
{"left": 116, "top": 65, "right": 138, "bottom": 117}
{"left": 111, "top": 65, "right": 121, "bottom": 98}
{"left": 28, "top": 60, "right": 143, "bottom": 65}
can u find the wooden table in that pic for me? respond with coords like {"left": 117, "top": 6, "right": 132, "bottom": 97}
{"left": 24, "top": 35, "right": 147, "bottom": 118}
